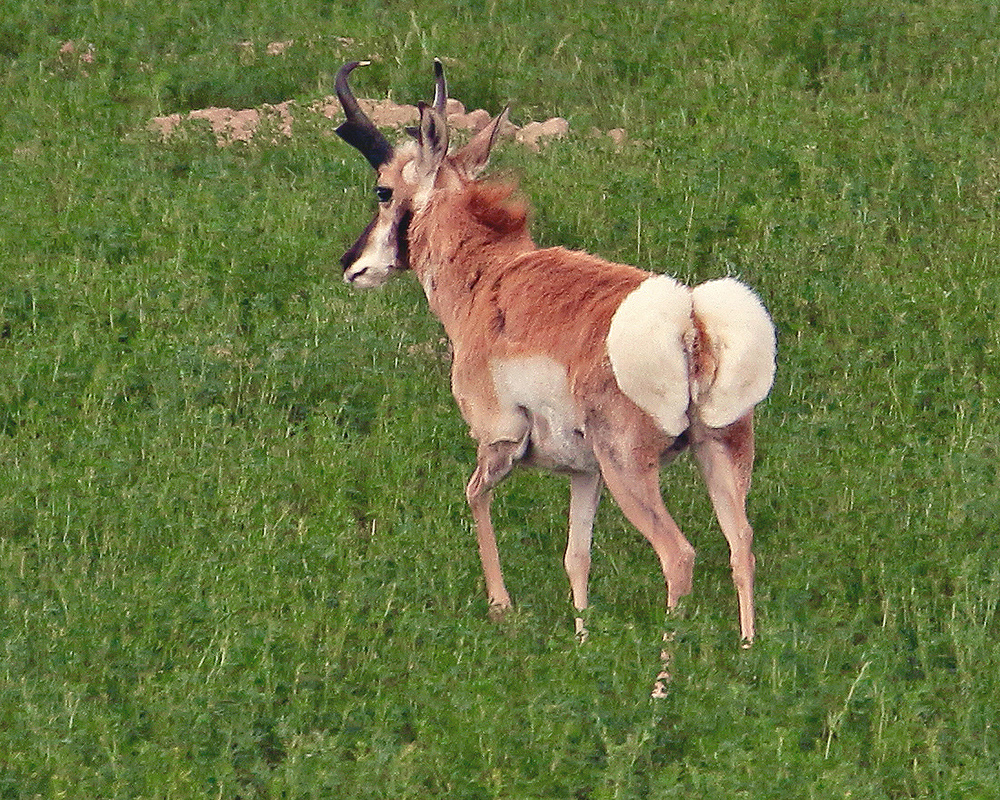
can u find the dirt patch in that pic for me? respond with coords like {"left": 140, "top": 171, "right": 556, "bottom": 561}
{"left": 49, "top": 40, "right": 623, "bottom": 150}
{"left": 149, "top": 102, "right": 295, "bottom": 145}
{"left": 151, "top": 94, "right": 584, "bottom": 151}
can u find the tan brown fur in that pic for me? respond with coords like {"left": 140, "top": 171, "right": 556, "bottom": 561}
{"left": 337, "top": 68, "right": 775, "bottom": 647}
{"left": 465, "top": 180, "right": 531, "bottom": 235}
{"left": 687, "top": 314, "right": 718, "bottom": 391}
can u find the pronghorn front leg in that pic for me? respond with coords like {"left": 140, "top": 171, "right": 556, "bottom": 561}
{"left": 565, "top": 471, "right": 603, "bottom": 640}
{"left": 465, "top": 437, "right": 525, "bottom": 618}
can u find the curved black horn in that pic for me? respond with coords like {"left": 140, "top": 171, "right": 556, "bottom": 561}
{"left": 335, "top": 61, "right": 393, "bottom": 170}
{"left": 433, "top": 58, "right": 448, "bottom": 115}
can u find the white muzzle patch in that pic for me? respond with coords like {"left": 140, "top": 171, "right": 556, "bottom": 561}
{"left": 343, "top": 217, "right": 397, "bottom": 288}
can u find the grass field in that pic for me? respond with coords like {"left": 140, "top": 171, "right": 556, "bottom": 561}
{"left": 2, "top": 1, "right": 999, "bottom": 797}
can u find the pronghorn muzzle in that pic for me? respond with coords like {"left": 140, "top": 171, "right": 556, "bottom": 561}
{"left": 340, "top": 207, "right": 412, "bottom": 286}
{"left": 336, "top": 59, "right": 449, "bottom": 285}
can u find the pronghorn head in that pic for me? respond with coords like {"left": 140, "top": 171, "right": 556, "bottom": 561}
{"left": 335, "top": 59, "right": 509, "bottom": 288}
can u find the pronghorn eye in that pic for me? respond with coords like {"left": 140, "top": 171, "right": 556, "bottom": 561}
{"left": 375, "top": 186, "right": 393, "bottom": 203}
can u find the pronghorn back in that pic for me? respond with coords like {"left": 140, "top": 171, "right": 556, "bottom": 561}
{"left": 457, "top": 246, "right": 648, "bottom": 366}
{"left": 333, "top": 59, "right": 777, "bottom": 661}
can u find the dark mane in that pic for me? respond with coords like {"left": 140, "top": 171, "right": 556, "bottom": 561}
{"left": 464, "top": 180, "right": 530, "bottom": 236}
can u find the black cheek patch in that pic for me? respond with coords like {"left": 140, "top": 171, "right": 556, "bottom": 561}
{"left": 395, "top": 209, "right": 413, "bottom": 270}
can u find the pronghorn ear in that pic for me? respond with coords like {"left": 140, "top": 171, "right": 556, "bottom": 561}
{"left": 412, "top": 101, "right": 449, "bottom": 186}
{"left": 453, "top": 107, "right": 510, "bottom": 178}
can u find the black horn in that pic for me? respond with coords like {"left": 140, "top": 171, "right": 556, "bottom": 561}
{"left": 403, "top": 59, "right": 449, "bottom": 140}
{"left": 433, "top": 58, "right": 448, "bottom": 115}
{"left": 335, "top": 61, "right": 393, "bottom": 170}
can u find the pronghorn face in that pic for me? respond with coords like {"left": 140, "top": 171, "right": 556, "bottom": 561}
{"left": 341, "top": 144, "right": 419, "bottom": 288}
{"left": 335, "top": 59, "right": 509, "bottom": 289}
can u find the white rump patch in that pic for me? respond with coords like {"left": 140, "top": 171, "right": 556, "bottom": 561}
{"left": 689, "top": 278, "right": 776, "bottom": 428}
{"left": 606, "top": 275, "right": 777, "bottom": 435}
{"left": 606, "top": 275, "right": 693, "bottom": 437}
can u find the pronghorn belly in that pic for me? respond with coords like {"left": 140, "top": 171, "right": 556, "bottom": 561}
{"left": 689, "top": 278, "right": 776, "bottom": 428}
{"left": 490, "top": 355, "right": 598, "bottom": 472}
{"left": 522, "top": 408, "right": 598, "bottom": 472}
{"left": 606, "top": 275, "right": 694, "bottom": 437}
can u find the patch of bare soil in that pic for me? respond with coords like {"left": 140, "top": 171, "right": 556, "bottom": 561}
{"left": 150, "top": 94, "right": 589, "bottom": 151}
{"left": 149, "top": 102, "right": 296, "bottom": 145}
{"left": 54, "top": 41, "right": 626, "bottom": 150}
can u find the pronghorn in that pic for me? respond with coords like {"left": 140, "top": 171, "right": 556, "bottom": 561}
{"left": 334, "top": 60, "right": 776, "bottom": 644}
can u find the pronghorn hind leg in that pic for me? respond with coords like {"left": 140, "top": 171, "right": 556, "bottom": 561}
{"left": 691, "top": 412, "right": 758, "bottom": 645}
{"left": 592, "top": 447, "right": 696, "bottom": 612}
{"left": 565, "top": 471, "right": 602, "bottom": 640}
{"left": 593, "top": 445, "right": 693, "bottom": 697}
{"left": 465, "top": 438, "right": 524, "bottom": 618}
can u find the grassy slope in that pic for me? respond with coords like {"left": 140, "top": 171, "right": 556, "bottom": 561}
{"left": 2, "top": 0, "right": 999, "bottom": 797}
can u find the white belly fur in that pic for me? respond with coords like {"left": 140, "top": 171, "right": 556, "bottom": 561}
{"left": 607, "top": 275, "right": 776, "bottom": 433}
{"left": 490, "top": 355, "right": 596, "bottom": 471}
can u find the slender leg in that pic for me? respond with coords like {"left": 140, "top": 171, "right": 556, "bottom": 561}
{"left": 593, "top": 449, "right": 696, "bottom": 612}
{"left": 651, "top": 630, "right": 675, "bottom": 699}
{"left": 465, "top": 439, "right": 524, "bottom": 617}
{"left": 691, "top": 413, "right": 757, "bottom": 644}
{"left": 565, "top": 471, "right": 602, "bottom": 639}
{"left": 593, "top": 446, "right": 694, "bottom": 698}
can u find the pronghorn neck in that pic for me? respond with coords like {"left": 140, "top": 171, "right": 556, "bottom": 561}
{"left": 409, "top": 180, "right": 535, "bottom": 332}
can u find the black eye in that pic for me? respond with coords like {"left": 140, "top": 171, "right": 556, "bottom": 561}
{"left": 375, "top": 186, "right": 393, "bottom": 203}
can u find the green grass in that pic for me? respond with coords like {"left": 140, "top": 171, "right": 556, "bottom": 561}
{"left": 2, "top": 0, "right": 1000, "bottom": 797}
